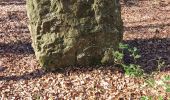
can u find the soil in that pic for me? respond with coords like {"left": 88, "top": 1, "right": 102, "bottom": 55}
{"left": 0, "top": 0, "right": 170, "bottom": 99}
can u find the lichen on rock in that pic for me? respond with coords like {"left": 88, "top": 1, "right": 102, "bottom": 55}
{"left": 26, "top": 0, "right": 123, "bottom": 70}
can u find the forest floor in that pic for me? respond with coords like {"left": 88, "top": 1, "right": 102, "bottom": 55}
{"left": 0, "top": 0, "right": 170, "bottom": 99}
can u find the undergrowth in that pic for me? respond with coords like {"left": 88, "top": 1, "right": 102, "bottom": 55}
{"left": 113, "top": 43, "right": 170, "bottom": 99}
{"left": 113, "top": 43, "right": 143, "bottom": 77}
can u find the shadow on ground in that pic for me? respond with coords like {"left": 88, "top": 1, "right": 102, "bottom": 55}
{"left": 0, "top": 38, "right": 170, "bottom": 81}
{"left": 0, "top": 41, "right": 34, "bottom": 55}
{"left": 124, "top": 22, "right": 170, "bottom": 31}
{"left": 0, "top": 69, "right": 46, "bottom": 81}
{"left": 0, "top": 66, "right": 7, "bottom": 72}
{"left": 124, "top": 38, "right": 170, "bottom": 73}
{"left": 0, "top": 0, "right": 26, "bottom": 5}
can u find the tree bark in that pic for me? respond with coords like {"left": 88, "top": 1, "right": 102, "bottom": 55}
{"left": 26, "top": 0, "right": 123, "bottom": 70}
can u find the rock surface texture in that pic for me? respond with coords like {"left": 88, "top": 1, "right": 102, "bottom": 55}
{"left": 26, "top": 0, "right": 123, "bottom": 70}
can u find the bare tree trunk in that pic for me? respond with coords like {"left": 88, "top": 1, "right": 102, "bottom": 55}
{"left": 26, "top": 0, "right": 123, "bottom": 70}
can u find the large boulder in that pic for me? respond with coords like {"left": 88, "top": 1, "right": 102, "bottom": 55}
{"left": 26, "top": 0, "right": 123, "bottom": 70}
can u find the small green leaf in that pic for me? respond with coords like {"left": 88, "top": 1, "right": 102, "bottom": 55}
{"left": 164, "top": 75, "right": 170, "bottom": 81}
{"left": 128, "top": 48, "right": 133, "bottom": 52}
{"left": 119, "top": 43, "right": 129, "bottom": 49}
{"left": 166, "top": 88, "right": 170, "bottom": 92}
{"left": 141, "top": 96, "right": 148, "bottom": 100}
{"left": 158, "top": 96, "right": 164, "bottom": 100}
{"left": 140, "top": 96, "right": 153, "bottom": 100}
{"left": 145, "top": 78, "right": 155, "bottom": 87}
{"left": 135, "top": 55, "right": 141, "bottom": 59}
{"left": 165, "top": 84, "right": 170, "bottom": 88}
{"left": 133, "top": 47, "right": 137, "bottom": 52}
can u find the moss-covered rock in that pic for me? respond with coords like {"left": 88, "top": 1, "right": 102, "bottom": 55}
{"left": 26, "top": 0, "right": 123, "bottom": 70}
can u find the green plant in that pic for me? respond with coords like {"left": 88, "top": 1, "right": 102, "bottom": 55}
{"left": 113, "top": 43, "right": 143, "bottom": 77}
{"left": 122, "top": 64, "right": 143, "bottom": 77}
{"left": 164, "top": 75, "right": 170, "bottom": 81}
{"left": 158, "top": 96, "right": 164, "bottom": 100}
{"left": 113, "top": 43, "right": 170, "bottom": 99}
{"left": 113, "top": 50, "right": 124, "bottom": 65}
{"left": 140, "top": 96, "right": 153, "bottom": 100}
{"left": 156, "top": 57, "right": 165, "bottom": 72}
{"left": 140, "top": 95, "right": 164, "bottom": 100}
{"left": 163, "top": 75, "right": 170, "bottom": 93}
{"left": 142, "top": 75, "right": 170, "bottom": 99}
{"left": 113, "top": 43, "right": 128, "bottom": 64}
{"left": 128, "top": 47, "right": 141, "bottom": 63}
{"left": 145, "top": 78, "right": 156, "bottom": 88}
